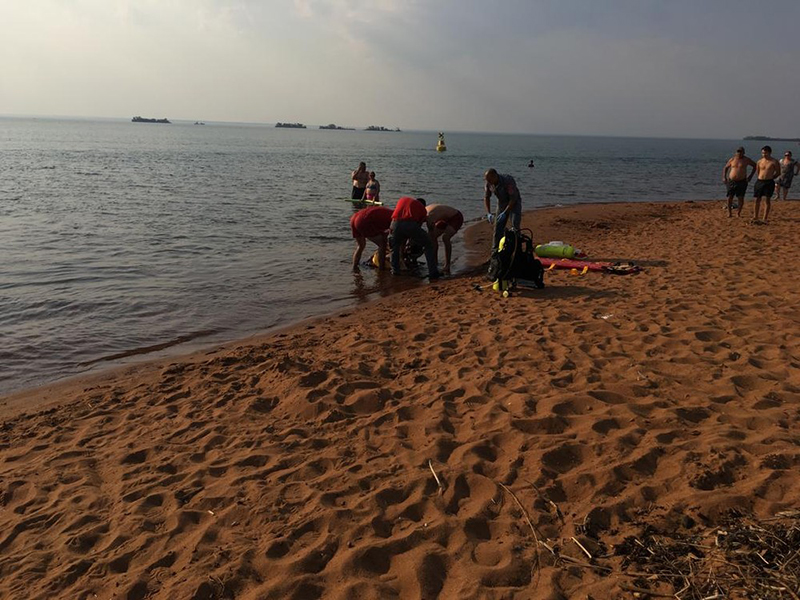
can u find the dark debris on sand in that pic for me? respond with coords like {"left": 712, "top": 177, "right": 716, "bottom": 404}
{"left": 615, "top": 510, "right": 800, "bottom": 599}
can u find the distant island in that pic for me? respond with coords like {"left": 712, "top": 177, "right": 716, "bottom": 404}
{"left": 319, "top": 124, "right": 355, "bottom": 130}
{"left": 365, "top": 125, "right": 401, "bottom": 132}
{"left": 276, "top": 122, "right": 306, "bottom": 129}
{"left": 743, "top": 135, "right": 800, "bottom": 141}
{"left": 132, "top": 116, "right": 170, "bottom": 124}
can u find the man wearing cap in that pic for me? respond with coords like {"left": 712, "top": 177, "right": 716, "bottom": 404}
{"left": 483, "top": 168, "right": 522, "bottom": 250}
{"left": 389, "top": 197, "right": 440, "bottom": 279}
{"left": 722, "top": 147, "right": 756, "bottom": 218}
{"left": 426, "top": 204, "right": 464, "bottom": 274}
{"left": 350, "top": 205, "right": 393, "bottom": 272}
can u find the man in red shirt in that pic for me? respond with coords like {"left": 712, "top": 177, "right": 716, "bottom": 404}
{"left": 350, "top": 206, "right": 393, "bottom": 271}
{"left": 390, "top": 197, "right": 440, "bottom": 279}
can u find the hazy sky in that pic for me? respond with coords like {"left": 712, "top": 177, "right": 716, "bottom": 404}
{"left": 2, "top": 0, "right": 799, "bottom": 137}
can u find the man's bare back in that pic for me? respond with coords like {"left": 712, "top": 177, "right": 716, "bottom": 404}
{"left": 426, "top": 204, "right": 461, "bottom": 223}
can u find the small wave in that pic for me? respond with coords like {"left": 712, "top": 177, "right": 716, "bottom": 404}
{"left": 80, "top": 329, "right": 219, "bottom": 366}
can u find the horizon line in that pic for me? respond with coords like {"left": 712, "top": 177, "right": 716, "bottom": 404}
{"left": 0, "top": 112, "right": 747, "bottom": 142}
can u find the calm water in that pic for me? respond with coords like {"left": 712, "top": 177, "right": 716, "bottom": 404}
{"left": 1, "top": 117, "right": 740, "bottom": 394}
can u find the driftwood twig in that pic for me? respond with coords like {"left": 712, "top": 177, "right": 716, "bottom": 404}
{"left": 427, "top": 460, "right": 444, "bottom": 494}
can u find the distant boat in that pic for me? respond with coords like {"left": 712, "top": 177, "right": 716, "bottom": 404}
{"left": 365, "top": 125, "right": 400, "bottom": 132}
{"left": 194, "top": 121, "right": 205, "bottom": 125}
{"left": 276, "top": 122, "right": 306, "bottom": 129}
{"left": 319, "top": 123, "right": 355, "bottom": 130}
{"left": 132, "top": 116, "right": 170, "bottom": 124}
{"left": 436, "top": 132, "right": 447, "bottom": 152}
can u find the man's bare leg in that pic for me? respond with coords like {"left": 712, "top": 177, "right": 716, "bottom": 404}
{"left": 726, "top": 196, "right": 733, "bottom": 217}
{"left": 753, "top": 197, "right": 761, "bottom": 221}
{"left": 763, "top": 197, "right": 771, "bottom": 223}
{"left": 737, "top": 196, "right": 745, "bottom": 217}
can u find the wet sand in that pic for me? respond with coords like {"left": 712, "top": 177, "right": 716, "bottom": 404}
{"left": 1, "top": 200, "right": 799, "bottom": 599}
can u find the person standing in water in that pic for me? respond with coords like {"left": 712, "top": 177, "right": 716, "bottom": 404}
{"left": 775, "top": 151, "right": 799, "bottom": 201}
{"left": 364, "top": 172, "right": 380, "bottom": 203}
{"left": 351, "top": 162, "right": 369, "bottom": 200}
{"left": 722, "top": 147, "right": 756, "bottom": 218}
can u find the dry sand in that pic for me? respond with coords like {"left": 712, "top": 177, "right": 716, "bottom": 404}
{"left": 1, "top": 200, "right": 799, "bottom": 599}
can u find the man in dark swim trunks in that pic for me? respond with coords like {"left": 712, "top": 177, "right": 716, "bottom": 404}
{"left": 722, "top": 146, "right": 756, "bottom": 218}
{"left": 351, "top": 162, "right": 369, "bottom": 200}
{"left": 752, "top": 146, "right": 781, "bottom": 224}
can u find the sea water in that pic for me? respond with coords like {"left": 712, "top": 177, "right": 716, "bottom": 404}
{"left": 0, "top": 116, "right": 744, "bottom": 394}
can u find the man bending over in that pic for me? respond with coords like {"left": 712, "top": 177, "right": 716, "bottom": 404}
{"left": 483, "top": 169, "right": 522, "bottom": 250}
{"left": 350, "top": 205, "right": 393, "bottom": 271}
{"left": 389, "top": 197, "right": 440, "bottom": 279}
{"left": 426, "top": 204, "right": 463, "bottom": 274}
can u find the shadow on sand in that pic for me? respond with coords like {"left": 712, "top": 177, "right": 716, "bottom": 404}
{"left": 477, "top": 283, "right": 619, "bottom": 301}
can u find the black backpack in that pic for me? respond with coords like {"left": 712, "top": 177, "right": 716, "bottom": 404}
{"left": 488, "top": 229, "right": 545, "bottom": 288}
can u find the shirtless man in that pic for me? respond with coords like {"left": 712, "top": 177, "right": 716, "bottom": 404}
{"left": 752, "top": 146, "right": 781, "bottom": 224}
{"left": 426, "top": 204, "right": 464, "bottom": 273}
{"left": 351, "top": 162, "right": 369, "bottom": 200}
{"left": 722, "top": 147, "right": 756, "bottom": 218}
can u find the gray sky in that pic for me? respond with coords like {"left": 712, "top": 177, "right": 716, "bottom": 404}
{"left": 1, "top": 0, "right": 798, "bottom": 138}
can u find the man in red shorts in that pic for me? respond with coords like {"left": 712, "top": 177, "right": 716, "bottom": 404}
{"left": 426, "top": 204, "right": 464, "bottom": 274}
{"left": 350, "top": 205, "right": 393, "bottom": 271}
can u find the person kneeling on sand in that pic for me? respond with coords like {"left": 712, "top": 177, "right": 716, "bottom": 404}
{"left": 722, "top": 146, "right": 756, "bottom": 218}
{"left": 350, "top": 205, "right": 393, "bottom": 272}
{"left": 426, "top": 204, "right": 464, "bottom": 274}
{"left": 389, "top": 197, "right": 440, "bottom": 279}
{"left": 752, "top": 146, "right": 781, "bottom": 224}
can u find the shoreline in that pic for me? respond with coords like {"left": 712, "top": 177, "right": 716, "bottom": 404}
{"left": 2, "top": 199, "right": 799, "bottom": 598}
{"left": 0, "top": 198, "right": 695, "bottom": 410}
{"left": 4, "top": 195, "right": 794, "bottom": 416}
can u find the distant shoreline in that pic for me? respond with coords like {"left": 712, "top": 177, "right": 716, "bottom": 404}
{"left": 743, "top": 136, "right": 800, "bottom": 142}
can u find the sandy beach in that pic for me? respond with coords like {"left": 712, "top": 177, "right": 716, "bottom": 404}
{"left": 2, "top": 200, "right": 799, "bottom": 599}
